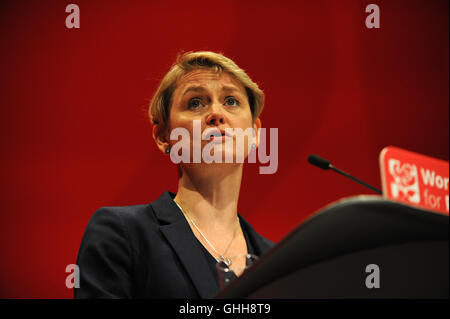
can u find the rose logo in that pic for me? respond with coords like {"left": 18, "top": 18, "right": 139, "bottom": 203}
{"left": 388, "top": 159, "right": 420, "bottom": 203}
{"left": 391, "top": 163, "right": 417, "bottom": 187}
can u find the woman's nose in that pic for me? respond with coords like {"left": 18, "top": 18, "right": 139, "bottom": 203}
{"left": 205, "top": 103, "right": 225, "bottom": 125}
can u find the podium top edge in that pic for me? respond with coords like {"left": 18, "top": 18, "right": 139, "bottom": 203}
{"left": 308, "top": 195, "right": 449, "bottom": 222}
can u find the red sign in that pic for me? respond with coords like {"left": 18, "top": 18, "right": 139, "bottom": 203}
{"left": 380, "top": 146, "right": 449, "bottom": 215}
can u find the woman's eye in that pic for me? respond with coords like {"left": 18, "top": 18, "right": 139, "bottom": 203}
{"left": 188, "top": 98, "right": 202, "bottom": 109}
{"left": 225, "top": 97, "right": 240, "bottom": 107}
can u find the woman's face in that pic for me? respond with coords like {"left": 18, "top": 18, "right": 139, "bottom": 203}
{"left": 162, "top": 68, "right": 260, "bottom": 163}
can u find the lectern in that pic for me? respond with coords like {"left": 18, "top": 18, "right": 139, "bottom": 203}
{"left": 215, "top": 196, "right": 449, "bottom": 298}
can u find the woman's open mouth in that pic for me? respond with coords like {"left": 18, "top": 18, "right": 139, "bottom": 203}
{"left": 203, "top": 128, "right": 233, "bottom": 142}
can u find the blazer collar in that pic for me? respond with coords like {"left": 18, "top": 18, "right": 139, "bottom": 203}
{"left": 151, "top": 191, "right": 184, "bottom": 224}
{"left": 150, "top": 191, "right": 273, "bottom": 298}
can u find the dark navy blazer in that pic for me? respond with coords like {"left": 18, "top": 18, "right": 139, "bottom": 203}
{"left": 74, "top": 191, "right": 274, "bottom": 299}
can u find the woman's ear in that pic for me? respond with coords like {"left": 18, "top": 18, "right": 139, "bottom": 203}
{"left": 253, "top": 117, "right": 262, "bottom": 148}
{"left": 152, "top": 125, "right": 170, "bottom": 155}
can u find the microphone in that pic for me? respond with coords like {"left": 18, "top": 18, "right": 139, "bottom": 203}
{"left": 307, "top": 154, "right": 382, "bottom": 195}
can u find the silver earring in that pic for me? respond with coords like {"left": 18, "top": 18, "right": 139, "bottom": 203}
{"left": 165, "top": 147, "right": 170, "bottom": 154}
{"left": 251, "top": 143, "right": 256, "bottom": 149}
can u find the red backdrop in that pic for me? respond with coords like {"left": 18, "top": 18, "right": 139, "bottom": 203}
{"left": 0, "top": 0, "right": 448, "bottom": 298}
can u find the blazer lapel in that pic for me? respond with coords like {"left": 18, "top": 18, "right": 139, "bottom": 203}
{"left": 238, "top": 214, "right": 275, "bottom": 256}
{"left": 151, "top": 191, "right": 218, "bottom": 299}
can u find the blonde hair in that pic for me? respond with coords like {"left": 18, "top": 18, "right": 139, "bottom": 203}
{"left": 148, "top": 51, "right": 265, "bottom": 134}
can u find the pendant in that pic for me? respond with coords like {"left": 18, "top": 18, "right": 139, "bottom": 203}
{"left": 217, "top": 255, "right": 232, "bottom": 266}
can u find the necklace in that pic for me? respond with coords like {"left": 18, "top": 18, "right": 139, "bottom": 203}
{"left": 174, "top": 200, "right": 239, "bottom": 266}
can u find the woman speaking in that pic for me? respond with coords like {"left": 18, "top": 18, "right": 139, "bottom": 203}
{"left": 75, "top": 51, "right": 274, "bottom": 298}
